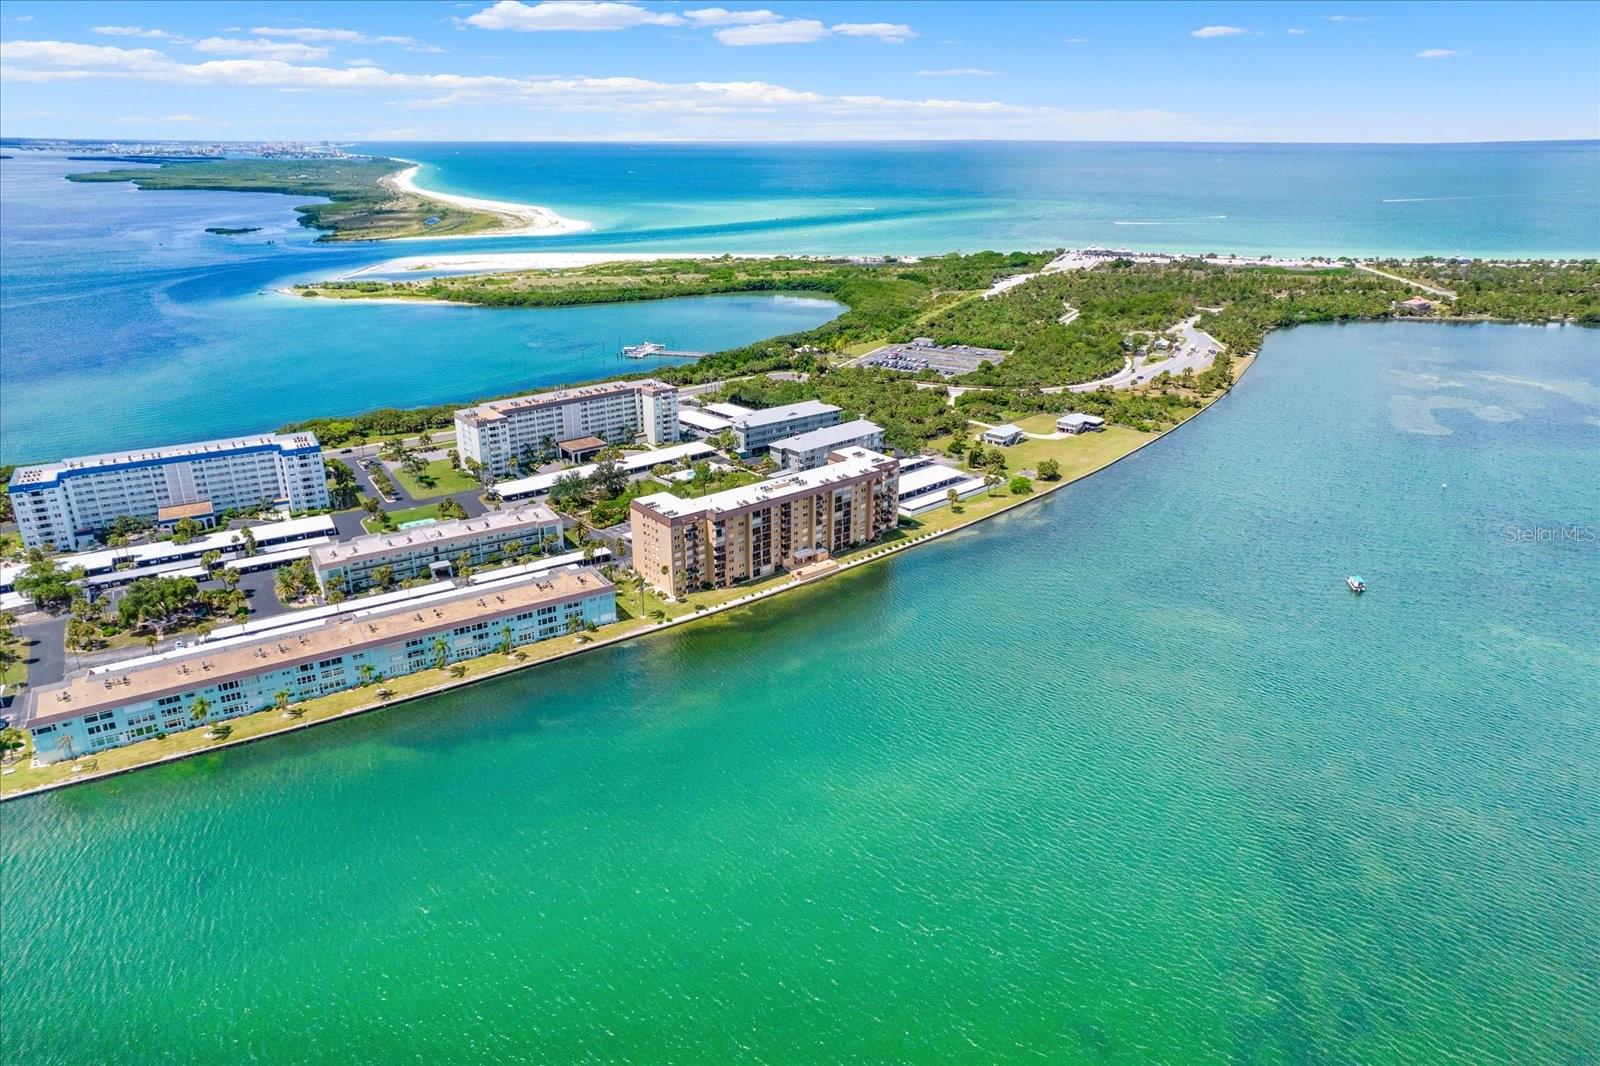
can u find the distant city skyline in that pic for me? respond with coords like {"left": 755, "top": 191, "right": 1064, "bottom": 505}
{"left": 2, "top": 1, "right": 1597, "bottom": 143}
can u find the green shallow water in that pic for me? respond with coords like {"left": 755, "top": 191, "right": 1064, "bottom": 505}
{"left": 4, "top": 322, "right": 1597, "bottom": 1064}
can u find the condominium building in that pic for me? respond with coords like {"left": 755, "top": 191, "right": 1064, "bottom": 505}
{"left": 631, "top": 447, "right": 900, "bottom": 599}
{"left": 454, "top": 379, "right": 679, "bottom": 479}
{"left": 768, "top": 419, "right": 886, "bottom": 472}
{"left": 8, "top": 433, "right": 330, "bottom": 551}
{"left": 726, "top": 400, "right": 842, "bottom": 456}
{"left": 24, "top": 568, "right": 616, "bottom": 764}
{"left": 310, "top": 505, "right": 564, "bottom": 594}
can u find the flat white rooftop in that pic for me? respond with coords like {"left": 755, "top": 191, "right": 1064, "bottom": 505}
{"left": 311, "top": 505, "right": 560, "bottom": 568}
{"left": 702, "top": 402, "right": 755, "bottom": 419}
{"left": 634, "top": 448, "right": 894, "bottom": 520}
{"left": 2, "top": 515, "right": 337, "bottom": 582}
{"left": 734, "top": 400, "right": 840, "bottom": 430}
{"left": 9, "top": 432, "right": 321, "bottom": 488}
{"left": 897, "top": 462, "right": 976, "bottom": 497}
{"left": 494, "top": 442, "right": 714, "bottom": 499}
{"left": 770, "top": 419, "right": 883, "bottom": 454}
{"left": 456, "top": 378, "right": 673, "bottom": 425}
{"left": 679, "top": 409, "right": 734, "bottom": 432}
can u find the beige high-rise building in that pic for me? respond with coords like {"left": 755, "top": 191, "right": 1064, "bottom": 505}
{"left": 631, "top": 447, "right": 900, "bottom": 599}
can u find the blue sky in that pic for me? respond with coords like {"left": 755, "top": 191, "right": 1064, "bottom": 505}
{"left": 2, "top": 1, "right": 1596, "bottom": 142}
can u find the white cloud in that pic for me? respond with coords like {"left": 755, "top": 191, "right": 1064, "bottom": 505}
{"left": 715, "top": 19, "right": 828, "bottom": 45}
{"left": 832, "top": 22, "right": 918, "bottom": 43}
{"left": 1325, "top": 15, "right": 1376, "bottom": 22}
{"left": 250, "top": 26, "right": 443, "bottom": 51}
{"left": 192, "top": 38, "right": 334, "bottom": 61}
{"left": 1191, "top": 25, "right": 1247, "bottom": 38}
{"left": 92, "top": 25, "right": 188, "bottom": 42}
{"left": 916, "top": 68, "right": 997, "bottom": 77}
{"left": 1286, "top": 28, "right": 1307, "bottom": 35}
{"left": 252, "top": 26, "right": 366, "bottom": 42}
{"left": 0, "top": 38, "right": 1222, "bottom": 140}
{"left": 1063, "top": 37, "right": 1094, "bottom": 44}
{"left": 714, "top": 18, "right": 917, "bottom": 46}
{"left": 682, "top": 8, "right": 780, "bottom": 26}
{"left": 465, "top": 1, "right": 685, "bottom": 31}
{"left": 1415, "top": 48, "right": 1458, "bottom": 59}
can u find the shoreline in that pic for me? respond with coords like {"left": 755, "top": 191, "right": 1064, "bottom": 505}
{"left": 341, "top": 250, "right": 762, "bottom": 280}
{"left": 0, "top": 353, "right": 1253, "bottom": 802}
{"left": 384, "top": 163, "right": 591, "bottom": 239}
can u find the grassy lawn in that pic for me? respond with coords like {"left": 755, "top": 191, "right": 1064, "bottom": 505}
{"left": 393, "top": 458, "right": 479, "bottom": 499}
{"left": 934, "top": 423, "right": 1153, "bottom": 480}
{"left": 363, "top": 502, "right": 449, "bottom": 533}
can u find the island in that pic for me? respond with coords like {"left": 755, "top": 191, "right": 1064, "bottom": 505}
{"left": 3, "top": 250, "right": 1594, "bottom": 798}
{"left": 63, "top": 157, "right": 517, "bottom": 241}
{"left": 204, "top": 226, "right": 261, "bottom": 235}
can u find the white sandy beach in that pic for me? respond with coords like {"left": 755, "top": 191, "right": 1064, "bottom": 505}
{"left": 342, "top": 251, "right": 774, "bottom": 279}
{"left": 384, "top": 164, "right": 591, "bottom": 239}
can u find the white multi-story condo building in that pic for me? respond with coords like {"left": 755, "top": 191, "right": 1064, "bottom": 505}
{"left": 726, "top": 400, "right": 842, "bottom": 456}
{"left": 8, "top": 433, "right": 330, "bottom": 551}
{"left": 631, "top": 447, "right": 900, "bottom": 599}
{"left": 768, "top": 419, "right": 886, "bottom": 472}
{"left": 311, "top": 505, "right": 564, "bottom": 594}
{"left": 24, "top": 568, "right": 616, "bottom": 764}
{"left": 454, "top": 380, "right": 679, "bottom": 479}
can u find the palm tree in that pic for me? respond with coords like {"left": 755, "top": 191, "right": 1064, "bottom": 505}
{"left": 188, "top": 696, "right": 211, "bottom": 724}
{"left": 431, "top": 637, "right": 451, "bottom": 671}
{"left": 274, "top": 690, "right": 295, "bottom": 717}
{"left": 498, "top": 624, "right": 514, "bottom": 655}
{"left": 357, "top": 663, "right": 377, "bottom": 686}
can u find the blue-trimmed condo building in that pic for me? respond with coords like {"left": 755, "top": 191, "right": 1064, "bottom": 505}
{"left": 24, "top": 568, "right": 616, "bottom": 765}
{"left": 8, "top": 433, "right": 331, "bottom": 551}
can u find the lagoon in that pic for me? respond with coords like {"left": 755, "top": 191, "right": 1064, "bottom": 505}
{"left": 4, "top": 321, "right": 1595, "bottom": 1063}
{"left": 0, "top": 155, "right": 840, "bottom": 463}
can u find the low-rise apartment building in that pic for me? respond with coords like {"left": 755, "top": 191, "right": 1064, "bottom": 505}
{"left": 727, "top": 400, "right": 842, "bottom": 456}
{"left": 310, "top": 505, "right": 563, "bottom": 594}
{"left": 24, "top": 568, "right": 616, "bottom": 764}
{"left": 8, "top": 433, "right": 330, "bottom": 551}
{"left": 454, "top": 379, "right": 679, "bottom": 479}
{"left": 768, "top": 419, "right": 886, "bottom": 471}
{"left": 631, "top": 447, "right": 900, "bottom": 599}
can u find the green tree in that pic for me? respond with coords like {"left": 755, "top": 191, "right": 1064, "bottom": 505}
{"left": 1009, "top": 475, "right": 1034, "bottom": 495}
{"left": 14, "top": 559, "right": 86, "bottom": 611}
{"left": 188, "top": 696, "right": 212, "bottom": 724}
{"left": 117, "top": 575, "right": 201, "bottom": 638}
{"left": 239, "top": 526, "right": 258, "bottom": 557}
{"left": 1037, "top": 458, "right": 1062, "bottom": 481}
{"left": 370, "top": 564, "right": 395, "bottom": 591}
{"left": 431, "top": 637, "right": 451, "bottom": 671}
{"left": 170, "top": 517, "right": 205, "bottom": 544}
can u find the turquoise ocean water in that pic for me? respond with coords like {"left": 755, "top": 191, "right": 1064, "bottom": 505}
{"left": 3, "top": 140, "right": 1598, "bottom": 460}
{"left": 3, "top": 320, "right": 1596, "bottom": 1062}
{"left": 1, "top": 142, "right": 1598, "bottom": 1062}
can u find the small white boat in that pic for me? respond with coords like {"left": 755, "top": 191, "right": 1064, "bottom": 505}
{"left": 1346, "top": 575, "right": 1367, "bottom": 593}
{"left": 622, "top": 341, "right": 666, "bottom": 359}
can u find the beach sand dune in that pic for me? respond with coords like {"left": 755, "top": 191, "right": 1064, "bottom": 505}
{"left": 384, "top": 164, "right": 591, "bottom": 239}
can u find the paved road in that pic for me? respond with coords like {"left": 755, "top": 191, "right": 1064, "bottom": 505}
{"left": 1353, "top": 262, "right": 1457, "bottom": 299}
